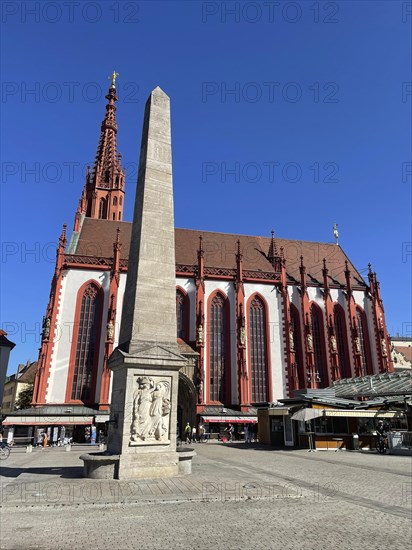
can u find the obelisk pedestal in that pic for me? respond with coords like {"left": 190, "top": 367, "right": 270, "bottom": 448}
{"left": 106, "top": 87, "right": 188, "bottom": 479}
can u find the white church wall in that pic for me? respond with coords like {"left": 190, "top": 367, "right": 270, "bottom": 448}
{"left": 46, "top": 268, "right": 107, "bottom": 403}
{"left": 176, "top": 277, "right": 196, "bottom": 342}
{"left": 244, "top": 283, "right": 285, "bottom": 401}
{"left": 203, "top": 280, "right": 234, "bottom": 404}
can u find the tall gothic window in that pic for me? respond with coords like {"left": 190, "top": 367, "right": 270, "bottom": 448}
{"left": 113, "top": 196, "right": 118, "bottom": 206}
{"left": 311, "top": 304, "right": 326, "bottom": 387}
{"left": 98, "top": 198, "right": 107, "bottom": 219}
{"left": 356, "top": 308, "right": 371, "bottom": 375}
{"left": 209, "top": 293, "right": 227, "bottom": 402}
{"left": 176, "top": 289, "right": 187, "bottom": 340}
{"left": 290, "top": 304, "right": 304, "bottom": 388}
{"left": 71, "top": 283, "right": 101, "bottom": 402}
{"left": 249, "top": 296, "right": 268, "bottom": 402}
{"left": 334, "top": 304, "right": 349, "bottom": 379}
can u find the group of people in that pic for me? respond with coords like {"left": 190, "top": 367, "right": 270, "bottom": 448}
{"left": 182, "top": 422, "right": 258, "bottom": 443}
{"left": 184, "top": 423, "right": 207, "bottom": 443}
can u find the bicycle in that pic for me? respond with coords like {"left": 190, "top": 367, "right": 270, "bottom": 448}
{"left": 0, "top": 443, "right": 11, "bottom": 460}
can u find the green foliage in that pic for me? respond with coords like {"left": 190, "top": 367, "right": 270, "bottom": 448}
{"left": 14, "top": 385, "right": 34, "bottom": 410}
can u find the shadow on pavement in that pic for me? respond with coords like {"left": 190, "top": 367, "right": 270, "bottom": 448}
{"left": 0, "top": 466, "right": 84, "bottom": 479}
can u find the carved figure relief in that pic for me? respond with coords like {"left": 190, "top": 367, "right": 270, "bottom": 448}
{"left": 330, "top": 335, "right": 337, "bottom": 353}
{"left": 306, "top": 333, "right": 313, "bottom": 352}
{"left": 130, "top": 377, "right": 171, "bottom": 443}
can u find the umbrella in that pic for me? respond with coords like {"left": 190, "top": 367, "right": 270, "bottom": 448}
{"left": 291, "top": 408, "right": 325, "bottom": 422}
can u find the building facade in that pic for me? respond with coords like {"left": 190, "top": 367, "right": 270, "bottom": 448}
{"left": 31, "top": 82, "right": 394, "bottom": 430}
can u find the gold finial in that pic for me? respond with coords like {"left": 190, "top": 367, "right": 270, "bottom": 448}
{"left": 109, "top": 71, "right": 119, "bottom": 89}
{"left": 333, "top": 222, "right": 339, "bottom": 245}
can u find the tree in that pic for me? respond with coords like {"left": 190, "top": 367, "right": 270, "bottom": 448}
{"left": 15, "top": 385, "right": 34, "bottom": 410}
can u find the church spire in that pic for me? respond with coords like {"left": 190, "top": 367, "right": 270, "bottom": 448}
{"left": 75, "top": 73, "right": 126, "bottom": 228}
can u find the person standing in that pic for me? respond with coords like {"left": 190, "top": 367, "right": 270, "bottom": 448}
{"left": 42, "top": 432, "right": 48, "bottom": 449}
{"left": 244, "top": 424, "right": 249, "bottom": 443}
{"left": 192, "top": 425, "right": 197, "bottom": 443}
{"left": 184, "top": 422, "right": 191, "bottom": 444}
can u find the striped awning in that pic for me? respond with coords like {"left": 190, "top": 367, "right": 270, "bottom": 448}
{"left": 201, "top": 416, "right": 257, "bottom": 424}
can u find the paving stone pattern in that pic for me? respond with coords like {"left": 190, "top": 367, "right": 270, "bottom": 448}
{"left": 1, "top": 443, "right": 411, "bottom": 549}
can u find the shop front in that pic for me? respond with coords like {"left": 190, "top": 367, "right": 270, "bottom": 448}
{"left": 1, "top": 406, "right": 109, "bottom": 446}
{"left": 200, "top": 414, "right": 257, "bottom": 440}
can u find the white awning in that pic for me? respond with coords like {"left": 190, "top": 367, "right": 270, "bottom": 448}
{"left": 201, "top": 416, "right": 257, "bottom": 424}
{"left": 324, "top": 410, "right": 399, "bottom": 418}
{"left": 291, "top": 408, "right": 325, "bottom": 422}
{"left": 2, "top": 415, "right": 95, "bottom": 426}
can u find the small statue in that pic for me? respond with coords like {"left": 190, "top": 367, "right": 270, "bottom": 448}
{"left": 307, "top": 333, "right": 313, "bottom": 352}
{"left": 381, "top": 338, "right": 387, "bottom": 356}
{"left": 197, "top": 324, "right": 204, "bottom": 344}
{"left": 239, "top": 326, "right": 246, "bottom": 346}
{"left": 333, "top": 223, "right": 339, "bottom": 245}
{"left": 107, "top": 321, "right": 115, "bottom": 341}
{"left": 354, "top": 336, "right": 361, "bottom": 353}
{"left": 289, "top": 330, "right": 295, "bottom": 351}
{"left": 330, "top": 335, "right": 337, "bottom": 353}
{"left": 42, "top": 317, "right": 51, "bottom": 340}
{"left": 109, "top": 71, "right": 119, "bottom": 89}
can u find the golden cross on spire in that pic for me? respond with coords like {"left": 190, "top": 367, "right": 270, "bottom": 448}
{"left": 109, "top": 71, "right": 119, "bottom": 89}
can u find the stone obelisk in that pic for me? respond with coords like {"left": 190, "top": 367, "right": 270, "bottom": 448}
{"left": 107, "top": 87, "right": 187, "bottom": 480}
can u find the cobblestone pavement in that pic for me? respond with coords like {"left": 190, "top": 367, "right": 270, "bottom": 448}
{"left": 0, "top": 443, "right": 411, "bottom": 549}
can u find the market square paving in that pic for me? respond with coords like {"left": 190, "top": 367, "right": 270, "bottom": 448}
{"left": 0, "top": 443, "right": 411, "bottom": 549}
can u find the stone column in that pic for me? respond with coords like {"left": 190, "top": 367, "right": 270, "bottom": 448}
{"left": 107, "top": 87, "right": 187, "bottom": 480}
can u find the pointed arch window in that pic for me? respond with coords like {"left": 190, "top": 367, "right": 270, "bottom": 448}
{"left": 71, "top": 283, "right": 102, "bottom": 402}
{"left": 334, "top": 304, "right": 349, "bottom": 379}
{"left": 119, "top": 196, "right": 123, "bottom": 206}
{"left": 209, "top": 293, "right": 228, "bottom": 402}
{"left": 98, "top": 198, "right": 107, "bottom": 219}
{"left": 310, "top": 304, "right": 327, "bottom": 387}
{"left": 290, "top": 304, "right": 304, "bottom": 388}
{"left": 249, "top": 295, "right": 268, "bottom": 402}
{"left": 176, "top": 289, "right": 188, "bottom": 341}
{"left": 356, "top": 308, "right": 372, "bottom": 375}
{"left": 113, "top": 196, "right": 118, "bottom": 206}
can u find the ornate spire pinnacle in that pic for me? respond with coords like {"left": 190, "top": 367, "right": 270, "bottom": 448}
{"left": 74, "top": 75, "right": 126, "bottom": 226}
{"left": 267, "top": 229, "right": 278, "bottom": 264}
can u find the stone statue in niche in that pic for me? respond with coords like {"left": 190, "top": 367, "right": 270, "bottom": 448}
{"left": 197, "top": 324, "right": 204, "bottom": 344}
{"left": 107, "top": 321, "right": 115, "bottom": 341}
{"left": 239, "top": 326, "right": 246, "bottom": 346}
{"left": 289, "top": 330, "right": 295, "bottom": 351}
{"left": 354, "top": 337, "right": 361, "bottom": 353}
{"left": 306, "top": 333, "right": 313, "bottom": 352}
{"left": 130, "top": 377, "right": 171, "bottom": 443}
{"left": 42, "top": 317, "right": 51, "bottom": 340}
{"left": 381, "top": 338, "right": 387, "bottom": 356}
{"left": 330, "top": 335, "right": 337, "bottom": 353}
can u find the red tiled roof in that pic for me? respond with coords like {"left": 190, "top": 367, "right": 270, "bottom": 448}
{"left": 394, "top": 346, "right": 412, "bottom": 363}
{"left": 72, "top": 218, "right": 364, "bottom": 287}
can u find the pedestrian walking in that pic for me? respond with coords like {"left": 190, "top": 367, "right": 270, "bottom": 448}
{"left": 42, "top": 432, "right": 48, "bottom": 449}
{"left": 244, "top": 424, "right": 249, "bottom": 443}
{"left": 192, "top": 426, "right": 197, "bottom": 443}
{"left": 184, "top": 422, "right": 191, "bottom": 444}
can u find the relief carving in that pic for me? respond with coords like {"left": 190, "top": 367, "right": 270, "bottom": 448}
{"left": 130, "top": 377, "right": 171, "bottom": 444}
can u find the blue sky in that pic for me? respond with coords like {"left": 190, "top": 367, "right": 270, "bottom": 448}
{"left": 1, "top": 1, "right": 411, "bottom": 372}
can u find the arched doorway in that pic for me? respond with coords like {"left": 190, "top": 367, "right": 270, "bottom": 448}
{"left": 177, "top": 372, "right": 196, "bottom": 438}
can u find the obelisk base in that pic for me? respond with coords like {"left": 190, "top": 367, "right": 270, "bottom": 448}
{"left": 105, "top": 345, "right": 188, "bottom": 480}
